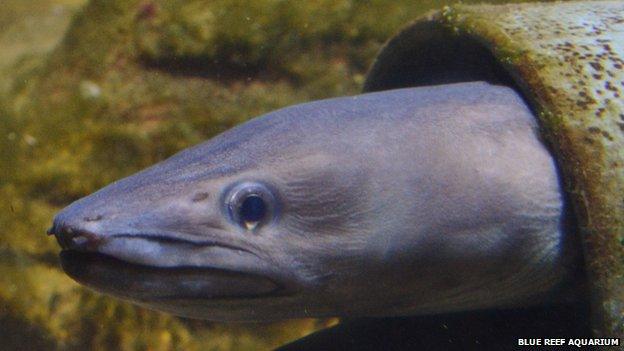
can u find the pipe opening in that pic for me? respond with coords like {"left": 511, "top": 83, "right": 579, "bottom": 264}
{"left": 364, "top": 22, "right": 516, "bottom": 93}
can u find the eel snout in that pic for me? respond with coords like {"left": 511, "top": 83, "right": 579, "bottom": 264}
{"left": 49, "top": 223, "right": 103, "bottom": 252}
{"left": 48, "top": 214, "right": 287, "bottom": 303}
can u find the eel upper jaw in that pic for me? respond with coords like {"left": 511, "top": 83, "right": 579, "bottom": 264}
{"left": 52, "top": 225, "right": 289, "bottom": 302}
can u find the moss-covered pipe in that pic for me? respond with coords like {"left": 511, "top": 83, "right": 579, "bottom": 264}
{"left": 364, "top": 0, "right": 624, "bottom": 338}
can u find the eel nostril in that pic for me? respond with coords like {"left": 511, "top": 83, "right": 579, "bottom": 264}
{"left": 192, "top": 192, "right": 210, "bottom": 202}
{"left": 83, "top": 214, "right": 103, "bottom": 222}
{"left": 53, "top": 225, "right": 101, "bottom": 251}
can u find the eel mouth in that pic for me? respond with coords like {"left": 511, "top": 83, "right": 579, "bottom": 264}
{"left": 60, "top": 250, "right": 284, "bottom": 301}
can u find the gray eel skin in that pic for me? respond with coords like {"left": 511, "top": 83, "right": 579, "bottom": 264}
{"left": 49, "top": 81, "right": 579, "bottom": 322}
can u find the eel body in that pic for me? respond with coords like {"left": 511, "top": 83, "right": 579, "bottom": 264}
{"left": 49, "top": 82, "right": 577, "bottom": 321}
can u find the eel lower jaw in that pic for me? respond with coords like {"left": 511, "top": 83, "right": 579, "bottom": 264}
{"left": 59, "top": 250, "right": 286, "bottom": 301}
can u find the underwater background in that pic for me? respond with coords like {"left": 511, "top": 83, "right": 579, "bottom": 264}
{"left": 0, "top": 0, "right": 553, "bottom": 350}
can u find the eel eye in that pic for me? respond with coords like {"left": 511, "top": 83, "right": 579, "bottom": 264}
{"left": 239, "top": 195, "right": 266, "bottom": 225}
{"left": 225, "top": 182, "right": 276, "bottom": 231}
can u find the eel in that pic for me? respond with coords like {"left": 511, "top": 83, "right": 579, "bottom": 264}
{"left": 49, "top": 81, "right": 580, "bottom": 322}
